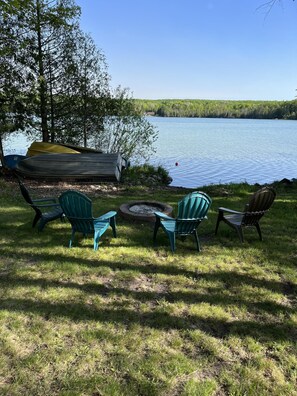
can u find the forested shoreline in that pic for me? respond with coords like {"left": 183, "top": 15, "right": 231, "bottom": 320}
{"left": 135, "top": 99, "right": 297, "bottom": 119}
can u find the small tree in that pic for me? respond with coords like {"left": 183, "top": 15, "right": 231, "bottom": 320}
{"left": 98, "top": 87, "right": 158, "bottom": 162}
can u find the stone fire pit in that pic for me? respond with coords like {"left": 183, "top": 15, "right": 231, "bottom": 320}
{"left": 119, "top": 200, "right": 173, "bottom": 222}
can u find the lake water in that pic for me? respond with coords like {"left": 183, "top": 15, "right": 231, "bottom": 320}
{"left": 3, "top": 117, "right": 297, "bottom": 188}
{"left": 149, "top": 117, "right": 297, "bottom": 188}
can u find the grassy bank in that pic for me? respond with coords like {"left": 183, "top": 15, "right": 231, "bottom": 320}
{"left": 0, "top": 179, "right": 296, "bottom": 395}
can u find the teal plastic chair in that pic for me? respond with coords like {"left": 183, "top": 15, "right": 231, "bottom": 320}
{"left": 59, "top": 190, "right": 117, "bottom": 250}
{"left": 153, "top": 191, "right": 212, "bottom": 252}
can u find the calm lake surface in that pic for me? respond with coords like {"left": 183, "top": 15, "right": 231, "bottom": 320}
{"left": 149, "top": 117, "right": 297, "bottom": 188}
{"left": 4, "top": 117, "right": 297, "bottom": 188}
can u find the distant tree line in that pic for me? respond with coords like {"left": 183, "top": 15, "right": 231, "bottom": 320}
{"left": 0, "top": 0, "right": 157, "bottom": 163}
{"left": 135, "top": 99, "right": 297, "bottom": 120}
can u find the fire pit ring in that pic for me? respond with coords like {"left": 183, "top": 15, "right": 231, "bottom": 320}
{"left": 119, "top": 200, "right": 173, "bottom": 222}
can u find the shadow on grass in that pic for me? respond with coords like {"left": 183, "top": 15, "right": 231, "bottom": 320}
{"left": 0, "top": 263, "right": 296, "bottom": 342}
{"left": 0, "top": 273, "right": 295, "bottom": 315}
{"left": 0, "top": 247, "right": 197, "bottom": 276}
{"left": 0, "top": 294, "right": 296, "bottom": 342}
{"left": 1, "top": 185, "right": 297, "bottom": 344}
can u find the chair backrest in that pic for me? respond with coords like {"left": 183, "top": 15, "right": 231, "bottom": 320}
{"left": 242, "top": 186, "right": 276, "bottom": 226}
{"left": 18, "top": 179, "right": 34, "bottom": 205}
{"left": 177, "top": 191, "right": 212, "bottom": 219}
{"left": 176, "top": 191, "right": 212, "bottom": 234}
{"left": 59, "top": 190, "right": 94, "bottom": 233}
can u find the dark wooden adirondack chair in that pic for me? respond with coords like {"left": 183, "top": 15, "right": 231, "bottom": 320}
{"left": 215, "top": 186, "right": 276, "bottom": 242}
{"left": 153, "top": 191, "right": 212, "bottom": 252}
{"left": 18, "top": 179, "right": 64, "bottom": 231}
{"left": 59, "top": 190, "right": 117, "bottom": 250}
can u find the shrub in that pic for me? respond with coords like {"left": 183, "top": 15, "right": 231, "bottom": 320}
{"left": 121, "top": 164, "right": 172, "bottom": 186}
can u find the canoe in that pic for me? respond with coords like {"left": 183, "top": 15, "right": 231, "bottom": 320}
{"left": 57, "top": 143, "right": 103, "bottom": 154}
{"left": 15, "top": 153, "right": 124, "bottom": 182}
{"left": 3, "top": 154, "right": 27, "bottom": 169}
{"left": 27, "top": 142, "right": 80, "bottom": 156}
{"left": 26, "top": 141, "right": 103, "bottom": 157}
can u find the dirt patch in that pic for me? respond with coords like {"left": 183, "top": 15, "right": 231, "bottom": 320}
{"left": 126, "top": 274, "right": 169, "bottom": 294}
{"left": 2, "top": 175, "right": 192, "bottom": 198}
{"left": 2, "top": 176, "right": 126, "bottom": 197}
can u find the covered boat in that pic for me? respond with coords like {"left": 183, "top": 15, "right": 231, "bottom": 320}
{"left": 3, "top": 154, "right": 27, "bottom": 169}
{"left": 15, "top": 152, "right": 125, "bottom": 182}
{"left": 26, "top": 141, "right": 103, "bottom": 157}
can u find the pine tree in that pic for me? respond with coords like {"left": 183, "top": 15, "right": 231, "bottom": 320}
{"left": 0, "top": 0, "right": 80, "bottom": 142}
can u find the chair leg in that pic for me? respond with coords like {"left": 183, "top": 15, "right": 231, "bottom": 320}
{"left": 95, "top": 226, "right": 107, "bottom": 250}
{"left": 194, "top": 231, "right": 201, "bottom": 252}
{"left": 69, "top": 229, "right": 75, "bottom": 248}
{"left": 255, "top": 223, "right": 262, "bottom": 241}
{"left": 94, "top": 236, "right": 99, "bottom": 251}
{"left": 110, "top": 216, "right": 117, "bottom": 237}
{"left": 215, "top": 212, "right": 223, "bottom": 235}
{"left": 168, "top": 232, "right": 176, "bottom": 253}
{"left": 153, "top": 218, "right": 161, "bottom": 245}
{"left": 32, "top": 213, "right": 41, "bottom": 228}
{"left": 236, "top": 226, "right": 244, "bottom": 243}
{"left": 38, "top": 218, "right": 46, "bottom": 232}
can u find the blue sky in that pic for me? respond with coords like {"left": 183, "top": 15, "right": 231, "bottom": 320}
{"left": 75, "top": 0, "right": 297, "bottom": 101}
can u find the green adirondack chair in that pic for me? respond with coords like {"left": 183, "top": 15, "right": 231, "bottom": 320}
{"left": 59, "top": 190, "right": 117, "bottom": 250}
{"left": 153, "top": 191, "right": 212, "bottom": 253}
{"left": 18, "top": 178, "right": 64, "bottom": 231}
{"left": 215, "top": 186, "right": 276, "bottom": 242}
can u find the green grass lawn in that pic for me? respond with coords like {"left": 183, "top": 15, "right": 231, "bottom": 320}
{"left": 0, "top": 179, "right": 296, "bottom": 396}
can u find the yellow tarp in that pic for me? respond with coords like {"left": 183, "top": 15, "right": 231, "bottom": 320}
{"left": 27, "top": 142, "right": 80, "bottom": 157}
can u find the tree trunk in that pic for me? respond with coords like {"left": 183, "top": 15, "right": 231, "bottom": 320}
{"left": 0, "top": 135, "right": 5, "bottom": 168}
{"left": 48, "top": 57, "right": 55, "bottom": 142}
{"left": 36, "top": 0, "right": 49, "bottom": 142}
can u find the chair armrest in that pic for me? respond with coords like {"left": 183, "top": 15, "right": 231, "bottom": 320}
{"left": 32, "top": 197, "right": 58, "bottom": 204}
{"left": 218, "top": 207, "right": 244, "bottom": 215}
{"left": 95, "top": 211, "right": 117, "bottom": 221}
{"left": 32, "top": 202, "right": 62, "bottom": 209}
{"left": 154, "top": 211, "right": 175, "bottom": 221}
